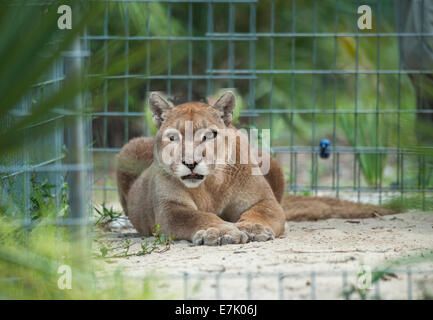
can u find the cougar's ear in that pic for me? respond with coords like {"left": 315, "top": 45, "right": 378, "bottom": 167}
{"left": 211, "top": 91, "right": 236, "bottom": 126}
{"left": 148, "top": 92, "right": 173, "bottom": 128}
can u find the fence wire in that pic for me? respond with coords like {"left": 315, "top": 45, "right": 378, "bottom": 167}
{"left": 84, "top": 0, "right": 433, "bottom": 209}
{"left": 0, "top": 3, "right": 93, "bottom": 242}
{"left": 120, "top": 268, "right": 433, "bottom": 300}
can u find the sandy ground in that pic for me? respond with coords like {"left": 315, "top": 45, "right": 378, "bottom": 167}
{"left": 95, "top": 208, "right": 433, "bottom": 300}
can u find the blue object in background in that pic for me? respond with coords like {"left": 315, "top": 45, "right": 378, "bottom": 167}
{"left": 319, "top": 139, "right": 331, "bottom": 159}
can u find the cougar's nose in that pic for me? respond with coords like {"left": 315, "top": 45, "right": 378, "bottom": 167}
{"left": 182, "top": 160, "right": 198, "bottom": 171}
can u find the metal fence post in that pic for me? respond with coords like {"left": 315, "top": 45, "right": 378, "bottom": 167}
{"left": 64, "top": 7, "right": 88, "bottom": 267}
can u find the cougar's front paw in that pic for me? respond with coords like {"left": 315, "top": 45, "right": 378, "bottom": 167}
{"left": 236, "top": 222, "right": 275, "bottom": 242}
{"left": 192, "top": 224, "right": 248, "bottom": 246}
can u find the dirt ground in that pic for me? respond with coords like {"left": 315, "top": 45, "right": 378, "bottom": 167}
{"left": 96, "top": 207, "right": 433, "bottom": 300}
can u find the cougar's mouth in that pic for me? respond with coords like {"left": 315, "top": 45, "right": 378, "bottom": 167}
{"left": 181, "top": 173, "right": 204, "bottom": 180}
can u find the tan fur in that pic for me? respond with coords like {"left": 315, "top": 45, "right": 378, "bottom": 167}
{"left": 116, "top": 137, "right": 154, "bottom": 216}
{"left": 117, "top": 93, "right": 285, "bottom": 245}
{"left": 281, "top": 195, "right": 397, "bottom": 221}
{"left": 116, "top": 92, "right": 399, "bottom": 245}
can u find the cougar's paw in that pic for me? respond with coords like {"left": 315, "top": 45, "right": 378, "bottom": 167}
{"left": 192, "top": 225, "right": 248, "bottom": 246}
{"left": 236, "top": 222, "right": 275, "bottom": 242}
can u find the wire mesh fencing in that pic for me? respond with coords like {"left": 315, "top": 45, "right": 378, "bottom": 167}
{"left": 113, "top": 268, "right": 433, "bottom": 300}
{"left": 84, "top": 0, "right": 433, "bottom": 210}
{"left": 0, "top": 2, "right": 93, "bottom": 256}
{"left": 181, "top": 268, "right": 433, "bottom": 300}
{"left": 0, "top": 58, "right": 65, "bottom": 227}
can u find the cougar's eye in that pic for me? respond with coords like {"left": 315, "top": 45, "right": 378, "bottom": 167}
{"left": 202, "top": 130, "right": 217, "bottom": 142}
{"left": 165, "top": 130, "right": 180, "bottom": 142}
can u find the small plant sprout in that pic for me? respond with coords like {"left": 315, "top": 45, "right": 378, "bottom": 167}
{"left": 96, "top": 225, "right": 173, "bottom": 259}
{"left": 137, "top": 224, "right": 174, "bottom": 256}
{"left": 94, "top": 203, "right": 122, "bottom": 226}
{"left": 97, "top": 239, "right": 133, "bottom": 259}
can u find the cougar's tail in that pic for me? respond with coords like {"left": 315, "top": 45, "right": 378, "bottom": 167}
{"left": 281, "top": 195, "right": 401, "bottom": 221}
{"left": 116, "top": 137, "right": 154, "bottom": 215}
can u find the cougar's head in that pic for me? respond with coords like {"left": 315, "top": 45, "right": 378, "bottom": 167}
{"left": 149, "top": 91, "right": 238, "bottom": 188}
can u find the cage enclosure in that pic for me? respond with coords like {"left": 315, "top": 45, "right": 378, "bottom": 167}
{"left": 1, "top": 0, "right": 432, "bottom": 300}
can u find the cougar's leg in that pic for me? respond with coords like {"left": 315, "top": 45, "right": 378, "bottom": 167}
{"left": 236, "top": 198, "right": 286, "bottom": 241}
